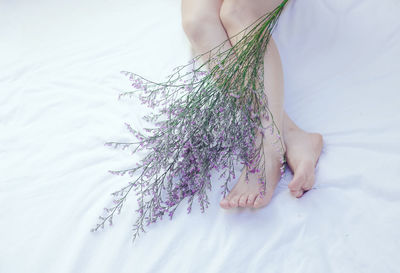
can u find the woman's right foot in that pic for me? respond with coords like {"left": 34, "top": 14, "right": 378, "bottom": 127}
{"left": 219, "top": 130, "right": 285, "bottom": 209}
{"left": 283, "top": 113, "right": 323, "bottom": 198}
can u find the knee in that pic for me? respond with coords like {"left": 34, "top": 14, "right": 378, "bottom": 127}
{"left": 220, "top": 0, "right": 253, "bottom": 31}
{"left": 181, "top": 11, "right": 219, "bottom": 45}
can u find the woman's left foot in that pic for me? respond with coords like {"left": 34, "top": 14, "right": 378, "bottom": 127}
{"left": 283, "top": 115, "right": 323, "bottom": 198}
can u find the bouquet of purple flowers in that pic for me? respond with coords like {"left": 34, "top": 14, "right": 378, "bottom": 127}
{"left": 91, "top": 0, "right": 288, "bottom": 242}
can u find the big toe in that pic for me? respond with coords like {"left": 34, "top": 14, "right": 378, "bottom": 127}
{"left": 253, "top": 194, "right": 271, "bottom": 209}
{"left": 288, "top": 173, "right": 306, "bottom": 197}
{"left": 288, "top": 163, "right": 315, "bottom": 198}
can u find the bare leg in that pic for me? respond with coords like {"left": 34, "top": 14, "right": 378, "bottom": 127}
{"left": 181, "top": 0, "right": 229, "bottom": 66}
{"left": 218, "top": 0, "right": 285, "bottom": 208}
{"left": 181, "top": 0, "right": 323, "bottom": 207}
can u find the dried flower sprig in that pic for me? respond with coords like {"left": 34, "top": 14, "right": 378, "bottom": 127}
{"left": 91, "top": 0, "right": 288, "bottom": 242}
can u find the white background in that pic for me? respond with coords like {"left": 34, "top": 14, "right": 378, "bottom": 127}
{"left": 1, "top": 0, "right": 400, "bottom": 272}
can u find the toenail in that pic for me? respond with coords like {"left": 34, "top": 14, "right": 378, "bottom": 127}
{"left": 296, "top": 191, "right": 304, "bottom": 198}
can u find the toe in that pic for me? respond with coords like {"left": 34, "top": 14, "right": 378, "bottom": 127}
{"left": 253, "top": 194, "right": 271, "bottom": 209}
{"left": 292, "top": 189, "right": 304, "bottom": 198}
{"left": 229, "top": 195, "right": 241, "bottom": 208}
{"left": 289, "top": 161, "right": 316, "bottom": 198}
{"left": 246, "top": 194, "right": 257, "bottom": 207}
{"left": 303, "top": 173, "right": 315, "bottom": 191}
{"left": 238, "top": 194, "right": 248, "bottom": 208}
{"left": 288, "top": 172, "right": 306, "bottom": 190}
{"left": 288, "top": 172, "right": 307, "bottom": 197}
{"left": 220, "top": 198, "right": 230, "bottom": 209}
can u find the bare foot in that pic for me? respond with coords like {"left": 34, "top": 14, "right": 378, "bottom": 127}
{"left": 220, "top": 131, "right": 285, "bottom": 209}
{"left": 284, "top": 114, "right": 323, "bottom": 198}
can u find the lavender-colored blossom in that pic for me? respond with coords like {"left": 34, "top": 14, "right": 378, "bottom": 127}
{"left": 91, "top": 0, "right": 288, "bottom": 242}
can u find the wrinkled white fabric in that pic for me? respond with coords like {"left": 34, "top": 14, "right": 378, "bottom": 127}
{"left": 1, "top": 0, "right": 399, "bottom": 272}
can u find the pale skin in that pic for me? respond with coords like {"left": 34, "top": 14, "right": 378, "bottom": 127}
{"left": 181, "top": 0, "right": 323, "bottom": 209}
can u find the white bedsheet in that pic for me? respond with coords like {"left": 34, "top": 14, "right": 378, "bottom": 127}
{"left": 1, "top": 0, "right": 400, "bottom": 272}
